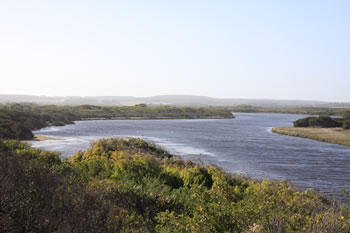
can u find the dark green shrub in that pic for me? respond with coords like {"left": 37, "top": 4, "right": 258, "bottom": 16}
{"left": 294, "top": 117, "right": 314, "bottom": 127}
{"left": 309, "top": 116, "right": 342, "bottom": 128}
{"left": 343, "top": 120, "right": 350, "bottom": 130}
{"left": 294, "top": 116, "right": 342, "bottom": 128}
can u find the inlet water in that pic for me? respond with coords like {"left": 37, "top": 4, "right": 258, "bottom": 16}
{"left": 32, "top": 113, "right": 350, "bottom": 204}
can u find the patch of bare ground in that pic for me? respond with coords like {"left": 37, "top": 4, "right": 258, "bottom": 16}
{"left": 21, "top": 135, "right": 61, "bottom": 145}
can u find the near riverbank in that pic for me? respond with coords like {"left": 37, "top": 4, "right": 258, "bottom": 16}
{"left": 2, "top": 138, "right": 350, "bottom": 232}
{"left": 272, "top": 126, "right": 350, "bottom": 147}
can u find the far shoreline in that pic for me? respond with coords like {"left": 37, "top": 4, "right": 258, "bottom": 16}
{"left": 80, "top": 115, "right": 235, "bottom": 121}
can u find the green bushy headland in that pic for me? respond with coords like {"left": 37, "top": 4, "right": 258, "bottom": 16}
{"left": 1, "top": 138, "right": 349, "bottom": 233}
{"left": 0, "top": 104, "right": 234, "bottom": 140}
{"left": 293, "top": 116, "right": 350, "bottom": 130}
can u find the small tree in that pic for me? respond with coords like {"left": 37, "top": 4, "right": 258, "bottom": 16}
{"left": 343, "top": 120, "right": 350, "bottom": 130}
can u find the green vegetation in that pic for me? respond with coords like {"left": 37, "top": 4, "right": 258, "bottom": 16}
{"left": 67, "top": 104, "right": 234, "bottom": 120}
{"left": 344, "top": 120, "right": 350, "bottom": 130}
{"left": 293, "top": 116, "right": 343, "bottom": 128}
{"left": 0, "top": 104, "right": 234, "bottom": 140}
{"left": 0, "top": 104, "right": 76, "bottom": 140}
{"left": 293, "top": 115, "right": 350, "bottom": 130}
{"left": 1, "top": 138, "right": 350, "bottom": 232}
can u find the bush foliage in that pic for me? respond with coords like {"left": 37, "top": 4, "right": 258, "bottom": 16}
{"left": 1, "top": 138, "right": 350, "bottom": 232}
{"left": 294, "top": 116, "right": 344, "bottom": 128}
{"left": 343, "top": 120, "right": 350, "bottom": 130}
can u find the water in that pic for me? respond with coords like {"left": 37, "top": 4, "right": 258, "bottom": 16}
{"left": 32, "top": 113, "right": 350, "bottom": 204}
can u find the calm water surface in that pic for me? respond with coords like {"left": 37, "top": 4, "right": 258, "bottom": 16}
{"left": 32, "top": 113, "right": 350, "bottom": 204}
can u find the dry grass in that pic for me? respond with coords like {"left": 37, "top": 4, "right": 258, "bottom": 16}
{"left": 272, "top": 127, "right": 350, "bottom": 147}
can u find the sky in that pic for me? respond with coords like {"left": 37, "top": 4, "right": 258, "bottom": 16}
{"left": 0, "top": 0, "right": 349, "bottom": 102}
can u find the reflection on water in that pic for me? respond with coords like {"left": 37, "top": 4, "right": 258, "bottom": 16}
{"left": 33, "top": 113, "right": 350, "bottom": 204}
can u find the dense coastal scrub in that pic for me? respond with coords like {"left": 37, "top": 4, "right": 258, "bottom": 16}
{"left": 0, "top": 104, "right": 234, "bottom": 140}
{"left": 293, "top": 116, "right": 348, "bottom": 129}
{"left": 1, "top": 138, "right": 350, "bottom": 232}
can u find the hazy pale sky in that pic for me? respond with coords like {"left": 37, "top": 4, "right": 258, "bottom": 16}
{"left": 1, "top": 0, "right": 349, "bottom": 102}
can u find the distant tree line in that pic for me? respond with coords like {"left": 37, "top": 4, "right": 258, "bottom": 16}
{"left": 0, "top": 104, "right": 234, "bottom": 140}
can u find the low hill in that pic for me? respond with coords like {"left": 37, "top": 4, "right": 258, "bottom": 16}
{"left": 2, "top": 94, "right": 349, "bottom": 107}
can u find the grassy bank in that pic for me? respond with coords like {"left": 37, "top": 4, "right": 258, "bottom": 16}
{"left": 272, "top": 126, "right": 350, "bottom": 147}
{"left": 1, "top": 138, "right": 350, "bottom": 232}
